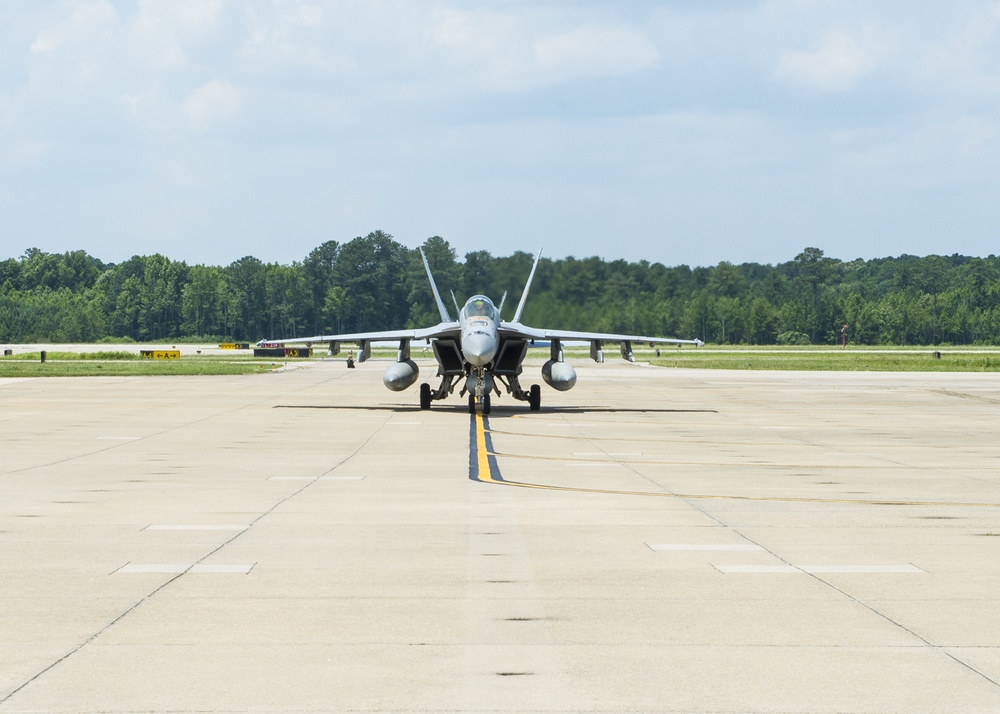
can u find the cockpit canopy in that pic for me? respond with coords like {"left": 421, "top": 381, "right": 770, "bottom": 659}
{"left": 462, "top": 295, "right": 499, "bottom": 321}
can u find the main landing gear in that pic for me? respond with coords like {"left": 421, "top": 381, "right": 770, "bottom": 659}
{"left": 528, "top": 384, "right": 540, "bottom": 411}
{"left": 419, "top": 375, "right": 458, "bottom": 410}
{"left": 421, "top": 373, "right": 539, "bottom": 413}
{"left": 494, "top": 374, "right": 541, "bottom": 412}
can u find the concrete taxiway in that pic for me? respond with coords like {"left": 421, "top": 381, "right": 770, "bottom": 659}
{"left": 2, "top": 359, "right": 1000, "bottom": 712}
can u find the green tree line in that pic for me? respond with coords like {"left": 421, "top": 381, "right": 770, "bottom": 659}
{"left": 2, "top": 231, "right": 1000, "bottom": 345}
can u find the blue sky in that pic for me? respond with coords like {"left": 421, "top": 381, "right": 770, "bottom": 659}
{"left": 2, "top": 0, "right": 999, "bottom": 268}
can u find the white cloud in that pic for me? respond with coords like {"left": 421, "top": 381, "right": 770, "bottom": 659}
{"left": 29, "top": 0, "right": 119, "bottom": 56}
{"left": 4, "top": 0, "right": 1000, "bottom": 267}
{"left": 239, "top": 1, "right": 344, "bottom": 74}
{"left": 835, "top": 113, "right": 1000, "bottom": 190}
{"left": 138, "top": 0, "right": 224, "bottom": 28}
{"left": 912, "top": 2, "right": 1000, "bottom": 98}
{"left": 533, "top": 25, "right": 659, "bottom": 80}
{"left": 24, "top": 0, "right": 121, "bottom": 94}
{"left": 422, "top": 7, "right": 659, "bottom": 90}
{"left": 181, "top": 79, "right": 240, "bottom": 133}
{"left": 774, "top": 24, "right": 888, "bottom": 91}
{"left": 0, "top": 138, "right": 52, "bottom": 169}
{"left": 124, "top": 0, "right": 228, "bottom": 71}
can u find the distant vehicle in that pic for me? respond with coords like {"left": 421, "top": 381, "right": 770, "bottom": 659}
{"left": 260, "top": 249, "right": 702, "bottom": 413}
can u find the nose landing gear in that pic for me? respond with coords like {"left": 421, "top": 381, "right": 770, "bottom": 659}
{"left": 468, "top": 393, "right": 491, "bottom": 414}
{"left": 465, "top": 367, "right": 494, "bottom": 414}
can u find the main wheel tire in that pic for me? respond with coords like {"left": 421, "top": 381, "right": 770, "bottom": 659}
{"left": 483, "top": 394, "right": 491, "bottom": 414}
{"left": 529, "top": 384, "right": 541, "bottom": 411}
{"left": 468, "top": 394, "right": 477, "bottom": 414}
{"left": 419, "top": 383, "right": 431, "bottom": 410}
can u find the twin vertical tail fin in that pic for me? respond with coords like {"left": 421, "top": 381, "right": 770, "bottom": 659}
{"left": 511, "top": 248, "right": 542, "bottom": 324}
{"left": 421, "top": 246, "right": 542, "bottom": 324}
{"left": 419, "top": 248, "right": 454, "bottom": 323}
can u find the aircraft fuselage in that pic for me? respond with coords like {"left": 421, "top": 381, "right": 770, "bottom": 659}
{"left": 459, "top": 295, "right": 499, "bottom": 368}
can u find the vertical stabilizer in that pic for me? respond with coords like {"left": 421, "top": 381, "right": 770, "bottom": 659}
{"left": 512, "top": 248, "right": 542, "bottom": 324}
{"left": 420, "top": 248, "right": 453, "bottom": 322}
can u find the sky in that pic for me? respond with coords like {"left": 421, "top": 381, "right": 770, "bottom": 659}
{"left": 1, "top": 0, "right": 999, "bottom": 268}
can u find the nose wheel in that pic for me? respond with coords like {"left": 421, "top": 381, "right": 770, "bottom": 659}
{"left": 468, "top": 394, "right": 492, "bottom": 414}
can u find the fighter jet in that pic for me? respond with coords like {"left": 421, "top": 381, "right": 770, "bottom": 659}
{"left": 261, "top": 249, "right": 702, "bottom": 413}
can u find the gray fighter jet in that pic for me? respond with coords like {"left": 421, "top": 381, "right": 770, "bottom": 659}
{"left": 261, "top": 249, "right": 702, "bottom": 413}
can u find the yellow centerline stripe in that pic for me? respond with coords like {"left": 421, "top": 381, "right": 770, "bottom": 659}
{"left": 475, "top": 411, "right": 497, "bottom": 482}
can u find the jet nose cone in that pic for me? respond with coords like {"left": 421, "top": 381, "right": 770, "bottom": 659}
{"left": 463, "top": 333, "right": 497, "bottom": 367}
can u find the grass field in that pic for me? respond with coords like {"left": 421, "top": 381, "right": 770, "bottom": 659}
{"left": 645, "top": 347, "right": 1000, "bottom": 372}
{"left": 3, "top": 344, "right": 1000, "bottom": 376}
{"left": 0, "top": 355, "right": 279, "bottom": 377}
{"left": 518, "top": 344, "right": 1000, "bottom": 372}
{"left": 3, "top": 351, "right": 140, "bottom": 361}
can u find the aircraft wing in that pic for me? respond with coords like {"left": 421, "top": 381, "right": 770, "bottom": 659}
{"left": 261, "top": 322, "right": 460, "bottom": 347}
{"left": 539, "top": 329, "right": 703, "bottom": 347}
{"left": 500, "top": 322, "right": 703, "bottom": 347}
{"left": 500, "top": 322, "right": 701, "bottom": 363}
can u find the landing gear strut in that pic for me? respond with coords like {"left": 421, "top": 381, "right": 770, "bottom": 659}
{"left": 467, "top": 368, "right": 492, "bottom": 414}
{"left": 467, "top": 394, "right": 492, "bottom": 414}
{"left": 496, "top": 374, "right": 541, "bottom": 411}
{"left": 419, "top": 375, "right": 457, "bottom": 410}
